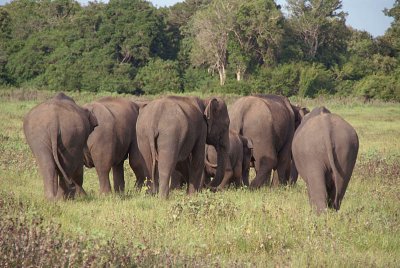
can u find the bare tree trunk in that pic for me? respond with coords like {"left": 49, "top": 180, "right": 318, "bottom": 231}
{"left": 236, "top": 69, "right": 241, "bottom": 81}
{"left": 218, "top": 65, "right": 226, "bottom": 86}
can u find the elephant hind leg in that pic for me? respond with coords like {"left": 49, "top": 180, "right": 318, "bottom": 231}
{"left": 157, "top": 149, "right": 178, "bottom": 198}
{"left": 326, "top": 172, "right": 336, "bottom": 209}
{"left": 112, "top": 161, "right": 125, "bottom": 193}
{"left": 306, "top": 170, "right": 328, "bottom": 214}
{"left": 57, "top": 166, "right": 86, "bottom": 199}
{"left": 129, "top": 145, "right": 148, "bottom": 191}
{"left": 95, "top": 166, "right": 112, "bottom": 194}
{"left": 57, "top": 174, "right": 72, "bottom": 200}
{"left": 73, "top": 166, "right": 86, "bottom": 197}
{"left": 250, "top": 155, "right": 275, "bottom": 189}
{"left": 35, "top": 151, "right": 58, "bottom": 200}
{"left": 273, "top": 143, "right": 292, "bottom": 186}
{"left": 330, "top": 171, "right": 350, "bottom": 211}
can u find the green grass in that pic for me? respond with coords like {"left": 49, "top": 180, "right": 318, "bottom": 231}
{"left": 1, "top": 89, "right": 399, "bottom": 267}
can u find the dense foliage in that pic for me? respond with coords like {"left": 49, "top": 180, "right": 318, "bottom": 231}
{"left": 0, "top": 0, "right": 399, "bottom": 100}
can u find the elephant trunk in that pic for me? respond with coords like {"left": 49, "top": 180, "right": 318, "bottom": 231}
{"left": 209, "top": 147, "right": 228, "bottom": 187}
{"left": 205, "top": 157, "right": 218, "bottom": 169}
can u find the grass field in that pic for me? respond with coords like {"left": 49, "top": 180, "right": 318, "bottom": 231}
{"left": 1, "top": 89, "right": 399, "bottom": 267}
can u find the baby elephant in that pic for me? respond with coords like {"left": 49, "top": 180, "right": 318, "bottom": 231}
{"left": 204, "top": 130, "right": 254, "bottom": 190}
{"left": 292, "top": 106, "right": 359, "bottom": 213}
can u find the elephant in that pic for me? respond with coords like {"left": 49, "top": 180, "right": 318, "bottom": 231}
{"left": 203, "top": 130, "right": 254, "bottom": 189}
{"left": 136, "top": 96, "right": 230, "bottom": 198}
{"left": 291, "top": 106, "right": 359, "bottom": 213}
{"left": 170, "top": 131, "right": 254, "bottom": 190}
{"left": 23, "top": 92, "right": 98, "bottom": 200}
{"left": 83, "top": 97, "right": 147, "bottom": 194}
{"left": 229, "top": 94, "right": 307, "bottom": 189}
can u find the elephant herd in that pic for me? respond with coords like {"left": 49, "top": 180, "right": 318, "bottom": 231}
{"left": 23, "top": 92, "right": 359, "bottom": 213}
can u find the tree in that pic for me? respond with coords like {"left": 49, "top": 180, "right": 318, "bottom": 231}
{"left": 190, "top": 0, "right": 240, "bottom": 86}
{"left": 384, "top": 0, "right": 400, "bottom": 57}
{"left": 232, "top": 0, "right": 283, "bottom": 69}
{"left": 227, "top": 36, "right": 250, "bottom": 81}
{"left": 286, "top": 0, "right": 347, "bottom": 61}
{"left": 0, "top": 7, "right": 11, "bottom": 84}
{"left": 99, "top": 0, "right": 165, "bottom": 67}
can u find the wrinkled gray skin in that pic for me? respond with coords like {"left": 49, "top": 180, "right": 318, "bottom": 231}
{"left": 171, "top": 131, "right": 254, "bottom": 190}
{"left": 23, "top": 93, "right": 98, "bottom": 200}
{"left": 292, "top": 106, "right": 359, "bottom": 213}
{"left": 229, "top": 95, "right": 305, "bottom": 188}
{"left": 203, "top": 130, "right": 254, "bottom": 189}
{"left": 83, "top": 97, "right": 147, "bottom": 194}
{"left": 136, "top": 96, "right": 230, "bottom": 198}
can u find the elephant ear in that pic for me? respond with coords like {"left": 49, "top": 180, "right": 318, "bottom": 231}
{"left": 204, "top": 98, "right": 218, "bottom": 133}
{"left": 299, "top": 107, "right": 310, "bottom": 118}
{"left": 84, "top": 107, "right": 98, "bottom": 129}
{"left": 293, "top": 105, "right": 309, "bottom": 129}
{"left": 89, "top": 112, "right": 98, "bottom": 128}
{"left": 136, "top": 100, "right": 149, "bottom": 110}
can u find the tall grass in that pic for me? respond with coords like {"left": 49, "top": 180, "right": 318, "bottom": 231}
{"left": 0, "top": 88, "right": 399, "bottom": 266}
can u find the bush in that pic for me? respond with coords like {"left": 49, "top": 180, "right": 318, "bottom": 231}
{"left": 134, "top": 58, "right": 182, "bottom": 94}
{"left": 212, "top": 79, "right": 252, "bottom": 95}
{"left": 335, "top": 79, "right": 356, "bottom": 97}
{"left": 355, "top": 73, "right": 400, "bottom": 101}
{"left": 182, "top": 67, "right": 217, "bottom": 93}
{"left": 298, "top": 63, "right": 335, "bottom": 98}
{"left": 251, "top": 62, "right": 309, "bottom": 96}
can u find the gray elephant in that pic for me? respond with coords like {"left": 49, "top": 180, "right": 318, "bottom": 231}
{"left": 83, "top": 97, "right": 147, "bottom": 194}
{"left": 203, "top": 130, "right": 254, "bottom": 189}
{"left": 171, "top": 131, "right": 254, "bottom": 190}
{"left": 136, "top": 96, "right": 230, "bottom": 198}
{"left": 292, "top": 107, "right": 359, "bottom": 213}
{"left": 23, "top": 93, "right": 98, "bottom": 200}
{"left": 229, "top": 95, "right": 306, "bottom": 189}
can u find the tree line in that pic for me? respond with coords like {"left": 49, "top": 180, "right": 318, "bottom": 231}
{"left": 0, "top": 0, "right": 399, "bottom": 100}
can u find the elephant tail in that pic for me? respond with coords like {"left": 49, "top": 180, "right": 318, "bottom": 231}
{"left": 325, "top": 131, "right": 343, "bottom": 210}
{"left": 149, "top": 132, "right": 158, "bottom": 183}
{"left": 50, "top": 125, "right": 76, "bottom": 188}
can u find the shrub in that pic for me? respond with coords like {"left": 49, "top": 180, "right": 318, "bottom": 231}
{"left": 298, "top": 63, "right": 335, "bottom": 98}
{"left": 134, "top": 58, "right": 182, "bottom": 94}
{"left": 251, "top": 62, "right": 307, "bottom": 96}
{"left": 355, "top": 73, "right": 400, "bottom": 101}
{"left": 182, "top": 67, "right": 218, "bottom": 93}
{"left": 212, "top": 79, "right": 252, "bottom": 95}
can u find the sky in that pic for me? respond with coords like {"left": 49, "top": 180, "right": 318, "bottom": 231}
{"left": 0, "top": 0, "right": 395, "bottom": 37}
{"left": 151, "top": 0, "right": 396, "bottom": 37}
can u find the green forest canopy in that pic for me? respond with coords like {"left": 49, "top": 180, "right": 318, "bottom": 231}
{"left": 0, "top": 0, "right": 399, "bottom": 100}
